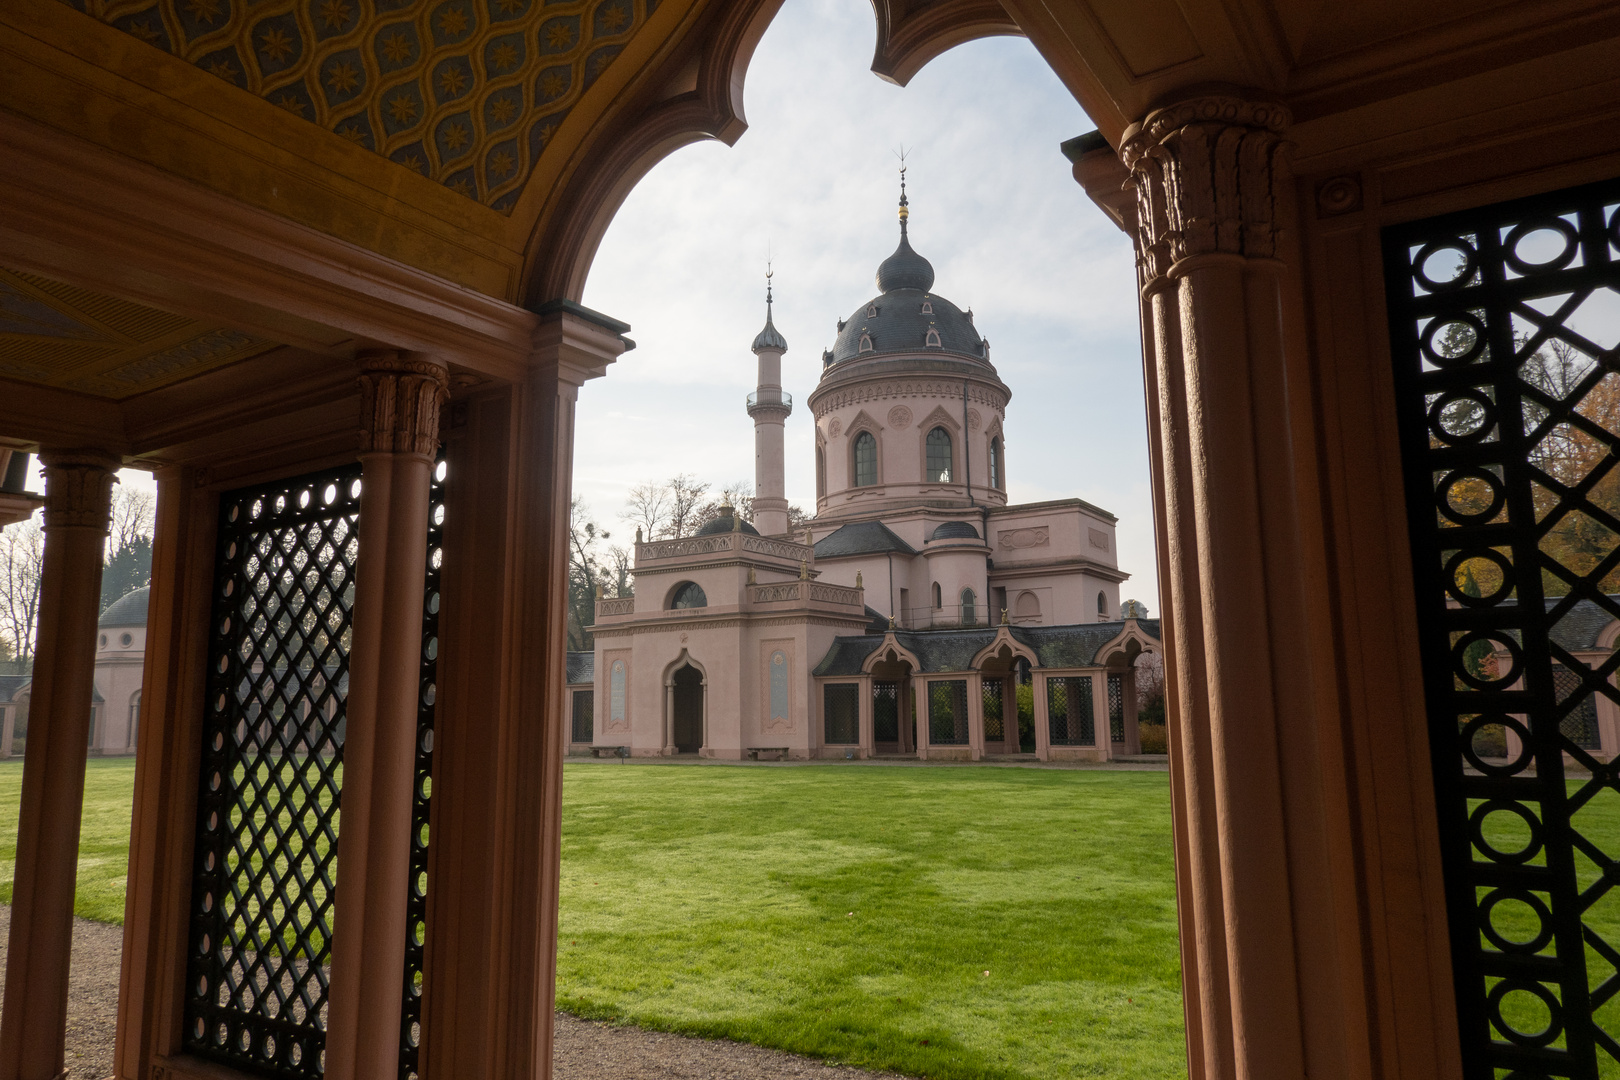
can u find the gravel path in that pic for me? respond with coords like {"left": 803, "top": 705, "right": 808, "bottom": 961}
{"left": 0, "top": 906, "right": 901, "bottom": 1080}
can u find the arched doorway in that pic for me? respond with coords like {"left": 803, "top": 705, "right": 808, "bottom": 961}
{"left": 671, "top": 665, "right": 704, "bottom": 753}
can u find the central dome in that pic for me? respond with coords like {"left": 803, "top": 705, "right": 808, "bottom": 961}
{"left": 824, "top": 198, "right": 984, "bottom": 367}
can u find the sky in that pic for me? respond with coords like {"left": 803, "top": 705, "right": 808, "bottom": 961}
{"left": 573, "top": 0, "right": 1157, "bottom": 608}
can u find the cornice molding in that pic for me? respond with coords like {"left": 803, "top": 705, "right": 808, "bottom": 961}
{"left": 810, "top": 378, "right": 1009, "bottom": 420}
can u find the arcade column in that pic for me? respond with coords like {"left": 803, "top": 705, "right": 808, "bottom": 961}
{"left": 325, "top": 353, "right": 448, "bottom": 1080}
{"left": 0, "top": 449, "right": 118, "bottom": 1080}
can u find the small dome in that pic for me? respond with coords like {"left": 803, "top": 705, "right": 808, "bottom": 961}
{"left": 875, "top": 233, "right": 935, "bottom": 294}
{"left": 695, "top": 508, "right": 761, "bottom": 536}
{"left": 929, "top": 521, "right": 980, "bottom": 541}
{"left": 752, "top": 310, "right": 788, "bottom": 354}
{"left": 100, "top": 585, "right": 150, "bottom": 627}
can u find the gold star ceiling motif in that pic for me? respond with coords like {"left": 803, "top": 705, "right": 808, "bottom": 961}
{"left": 62, "top": 0, "right": 653, "bottom": 212}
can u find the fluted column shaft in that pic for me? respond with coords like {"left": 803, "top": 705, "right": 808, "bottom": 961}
{"left": 0, "top": 450, "right": 117, "bottom": 1080}
{"left": 325, "top": 354, "right": 447, "bottom": 1080}
{"left": 1123, "top": 94, "right": 1332, "bottom": 1079}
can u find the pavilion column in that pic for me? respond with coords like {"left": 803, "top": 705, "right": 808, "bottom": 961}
{"left": 1032, "top": 673, "right": 1050, "bottom": 761}
{"left": 0, "top": 449, "right": 117, "bottom": 1080}
{"left": 325, "top": 353, "right": 447, "bottom": 1080}
{"left": 0, "top": 704, "right": 12, "bottom": 758}
{"left": 1121, "top": 92, "right": 1347, "bottom": 1080}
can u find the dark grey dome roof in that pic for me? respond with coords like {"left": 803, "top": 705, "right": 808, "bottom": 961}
{"left": 829, "top": 289, "right": 982, "bottom": 364}
{"left": 929, "top": 520, "right": 980, "bottom": 541}
{"left": 695, "top": 512, "right": 760, "bottom": 536}
{"left": 876, "top": 232, "right": 934, "bottom": 293}
{"left": 100, "top": 585, "right": 150, "bottom": 627}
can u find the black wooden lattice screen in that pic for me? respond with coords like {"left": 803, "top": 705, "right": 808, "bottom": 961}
{"left": 983, "top": 680, "right": 1005, "bottom": 741}
{"left": 571, "top": 690, "right": 594, "bottom": 745}
{"left": 823, "top": 683, "right": 860, "bottom": 745}
{"left": 1107, "top": 673, "right": 1125, "bottom": 743}
{"left": 873, "top": 681, "right": 899, "bottom": 742}
{"left": 399, "top": 456, "right": 446, "bottom": 1080}
{"left": 1047, "top": 676, "right": 1093, "bottom": 746}
{"left": 187, "top": 466, "right": 361, "bottom": 1078}
{"left": 1386, "top": 176, "right": 1620, "bottom": 1079}
{"left": 927, "top": 680, "right": 968, "bottom": 745}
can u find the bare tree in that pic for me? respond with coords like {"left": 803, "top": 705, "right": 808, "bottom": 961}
{"left": 0, "top": 517, "right": 44, "bottom": 663}
{"left": 661, "top": 473, "right": 711, "bottom": 539}
{"left": 603, "top": 544, "right": 634, "bottom": 598}
{"left": 693, "top": 480, "right": 755, "bottom": 532}
{"left": 621, "top": 481, "right": 671, "bottom": 541}
{"left": 567, "top": 497, "right": 611, "bottom": 650}
{"left": 107, "top": 487, "right": 156, "bottom": 556}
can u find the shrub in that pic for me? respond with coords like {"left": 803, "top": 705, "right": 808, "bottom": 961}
{"left": 1138, "top": 723, "right": 1167, "bottom": 754}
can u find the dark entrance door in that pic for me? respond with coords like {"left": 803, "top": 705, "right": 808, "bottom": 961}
{"left": 672, "top": 665, "right": 702, "bottom": 753}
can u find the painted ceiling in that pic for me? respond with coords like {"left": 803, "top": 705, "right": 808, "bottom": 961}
{"left": 57, "top": 0, "right": 653, "bottom": 213}
{"left": 0, "top": 269, "right": 279, "bottom": 399}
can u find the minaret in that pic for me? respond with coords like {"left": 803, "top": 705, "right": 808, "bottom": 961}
{"left": 747, "top": 266, "right": 791, "bottom": 536}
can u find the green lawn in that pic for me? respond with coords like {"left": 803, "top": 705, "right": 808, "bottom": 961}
{"left": 0, "top": 757, "right": 136, "bottom": 924}
{"left": 0, "top": 757, "right": 1189, "bottom": 1079}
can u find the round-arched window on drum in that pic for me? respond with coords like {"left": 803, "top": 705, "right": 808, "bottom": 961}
{"left": 926, "top": 428, "right": 952, "bottom": 483}
{"left": 853, "top": 431, "right": 878, "bottom": 487}
{"left": 671, "top": 582, "right": 708, "bottom": 609}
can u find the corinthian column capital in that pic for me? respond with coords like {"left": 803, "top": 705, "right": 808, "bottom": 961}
{"left": 357, "top": 351, "right": 450, "bottom": 457}
{"left": 1121, "top": 94, "right": 1290, "bottom": 283}
{"left": 39, "top": 450, "right": 119, "bottom": 532}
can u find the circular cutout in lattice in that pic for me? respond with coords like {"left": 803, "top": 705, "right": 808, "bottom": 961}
{"left": 1414, "top": 239, "right": 1478, "bottom": 292}
{"left": 1504, "top": 217, "right": 1580, "bottom": 276}
{"left": 1436, "top": 467, "right": 1505, "bottom": 525}
{"left": 1428, "top": 388, "right": 1496, "bottom": 445}
{"left": 1444, "top": 548, "right": 1514, "bottom": 606}
{"left": 1452, "top": 630, "right": 1521, "bottom": 689}
{"left": 1480, "top": 887, "right": 1554, "bottom": 954}
{"left": 1421, "top": 313, "right": 1487, "bottom": 367}
{"left": 1460, "top": 714, "right": 1532, "bottom": 776}
{"left": 1469, "top": 799, "right": 1544, "bottom": 865}
{"left": 1486, "top": 978, "right": 1563, "bottom": 1047}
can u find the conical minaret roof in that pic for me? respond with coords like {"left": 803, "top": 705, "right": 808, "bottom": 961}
{"left": 751, "top": 273, "right": 788, "bottom": 353}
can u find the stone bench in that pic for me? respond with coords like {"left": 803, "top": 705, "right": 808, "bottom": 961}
{"left": 748, "top": 747, "right": 789, "bottom": 761}
{"left": 590, "top": 745, "right": 630, "bottom": 759}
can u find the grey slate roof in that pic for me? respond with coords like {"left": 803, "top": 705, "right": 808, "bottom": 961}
{"left": 100, "top": 586, "right": 150, "bottom": 628}
{"left": 566, "top": 651, "right": 594, "bottom": 685}
{"left": 813, "top": 619, "right": 1162, "bottom": 677}
{"left": 814, "top": 520, "right": 917, "bottom": 558}
{"left": 0, "top": 673, "right": 30, "bottom": 701}
{"left": 1550, "top": 596, "right": 1620, "bottom": 651}
{"left": 929, "top": 520, "right": 979, "bottom": 541}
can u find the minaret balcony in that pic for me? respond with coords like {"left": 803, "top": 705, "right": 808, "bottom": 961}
{"left": 746, "top": 389, "right": 792, "bottom": 417}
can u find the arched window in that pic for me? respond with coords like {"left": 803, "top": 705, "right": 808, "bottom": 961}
{"left": 960, "top": 588, "right": 976, "bottom": 624}
{"left": 858, "top": 334, "right": 873, "bottom": 353}
{"left": 920, "top": 301, "right": 933, "bottom": 314}
{"left": 1015, "top": 590, "right": 1041, "bottom": 623}
{"left": 816, "top": 446, "right": 826, "bottom": 497}
{"left": 1097, "top": 591, "right": 1108, "bottom": 619}
{"left": 671, "top": 581, "right": 708, "bottom": 609}
{"left": 926, "top": 427, "right": 953, "bottom": 483}
{"left": 989, "top": 436, "right": 1002, "bottom": 489}
{"left": 932, "top": 582, "right": 942, "bottom": 609}
{"left": 924, "top": 328, "right": 942, "bottom": 347}
{"left": 853, "top": 431, "right": 877, "bottom": 487}
{"left": 129, "top": 690, "right": 141, "bottom": 747}
{"left": 866, "top": 304, "right": 878, "bottom": 318}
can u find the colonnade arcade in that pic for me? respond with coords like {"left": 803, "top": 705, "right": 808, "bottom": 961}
{"left": 1, "top": 0, "right": 1619, "bottom": 1078}
{"left": 814, "top": 621, "right": 1152, "bottom": 760}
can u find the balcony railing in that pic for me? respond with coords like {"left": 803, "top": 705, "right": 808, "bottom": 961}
{"left": 745, "top": 390, "right": 792, "bottom": 410}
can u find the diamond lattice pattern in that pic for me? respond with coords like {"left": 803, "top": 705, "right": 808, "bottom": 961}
{"left": 1389, "top": 181, "right": 1620, "bottom": 1078}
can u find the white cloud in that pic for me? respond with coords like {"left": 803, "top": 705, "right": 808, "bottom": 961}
{"left": 576, "top": 0, "right": 1159, "bottom": 610}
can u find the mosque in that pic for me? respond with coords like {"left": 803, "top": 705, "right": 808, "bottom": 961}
{"left": 570, "top": 187, "right": 1160, "bottom": 761}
